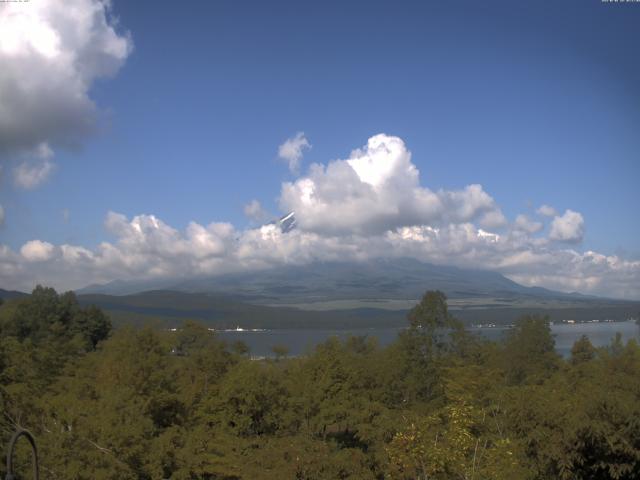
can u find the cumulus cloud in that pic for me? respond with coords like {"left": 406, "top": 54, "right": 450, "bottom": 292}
{"left": 0, "top": 0, "right": 131, "bottom": 156}
{"left": 0, "top": 134, "right": 638, "bottom": 300}
{"left": 479, "top": 210, "right": 507, "bottom": 229}
{"left": 280, "top": 134, "right": 504, "bottom": 235}
{"left": 1, "top": 209, "right": 637, "bottom": 299}
{"left": 537, "top": 204, "right": 557, "bottom": 217}
{"left": 102, "top": 211, "right": 236, "bottom": 272}
{"left": 550, "top": 209, "right": 585, "bottom": 243}
{"left": 244, "top": 200, "right": 270, "bottom": 223}
{"left": 514, "top": 214, "right": 543, "bottom": 234}
{"left": 278, "top": 132, "right": 310, "bottom": 174}
{"left": 20, "top": 240, "right": 55, "bottom": 262}
{"left": 13, "top": 143, "right": 55, "bottom": 188}
{"left": 508, "top": 250, "right": 640, "bottom": 300}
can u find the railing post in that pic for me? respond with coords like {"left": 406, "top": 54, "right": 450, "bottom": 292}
{"left": 5, "top": 429, "right": 39, "bottom": 480}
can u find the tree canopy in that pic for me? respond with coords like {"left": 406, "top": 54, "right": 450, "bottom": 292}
{"left": 1, "top": 287, "right": 639, "bottom": 479}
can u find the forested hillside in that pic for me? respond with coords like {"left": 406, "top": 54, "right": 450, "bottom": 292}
{"left": 1, "top": 287, "right": 639, "bottom": 479}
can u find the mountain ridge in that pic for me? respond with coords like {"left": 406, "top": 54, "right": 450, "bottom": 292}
{"left": 76, "top": 257, "right": 606, "bottom": 304}
{"left": 75, "top": 288, "right": 640, "bottom": 330}
{"left": 74, "top": 212, "right": 609, "bottom": 303}
{"left": 0, "top": 288, "right": 29, "bottom": 300}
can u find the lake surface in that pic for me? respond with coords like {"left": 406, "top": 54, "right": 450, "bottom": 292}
{"left": 217, "top": 321, "right": 640, "bottom": 358}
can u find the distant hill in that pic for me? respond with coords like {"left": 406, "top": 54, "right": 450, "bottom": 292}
{"left": 78, "top": 278, "right": 178, "bottom": 296}
{"left": 77, "top": 290, "right": 406, "bottom": 330}
{"left": 0, "top": 288, "right": 28, "bottom": 300}
{"left": 75, "top": 258, "right": 640, "bottom": 329}
{"left": 78, "top": 258, "right": 603, "bottom": 305}
{"left": 175, "top": 258, "right": 605, "bottom": 304}
{"left": 77, "top": 289, "right": 640, "bottom": 330}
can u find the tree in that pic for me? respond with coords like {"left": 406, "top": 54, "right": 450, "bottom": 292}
{"left": 394, "top": 291, "right": 466, "bottom": 403}
{"left": 387, "top": 397, "right": 531, "bottom": 480}
{"left": 72, "top": 304, "right": 112, "bottom": 349}
{"left": 408, "top": 290, "right": 453, "bottom": 331}
{"left": 0, "top": 286, "right": 111, "bottom": 351}
{"left": 570, "top": 335, "right": 596, "bottom": 365}
{"left": 231, "top": 340, "right": 250, "bottom": 356}
{"left": 503, "top": 315, "right": 559, "bottom": 385}
{"left": 172, "top": 321, "right": 235, "bottom": 407}
{"left": 37, "top": 327, "right": 184, "bottom": 479}
{"left": 271, "top": 344, "right": 289, "bottom": 360}
{"left": 208, "top": 361, "right": 291, "bottom": 437}
{"left": 608, "top": 332, "right": 625, "bottom": 357}
{"left": 3, "top": 285, "right": 73, "bottom": 341}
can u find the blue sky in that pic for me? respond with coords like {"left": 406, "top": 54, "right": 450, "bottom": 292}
{"left": 0, "top": 0, "right": 639, "bottom": 297}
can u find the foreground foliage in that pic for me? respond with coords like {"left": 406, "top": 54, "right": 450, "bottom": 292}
{"left": 1, "top": 288, "right": 639, "bottom": 479}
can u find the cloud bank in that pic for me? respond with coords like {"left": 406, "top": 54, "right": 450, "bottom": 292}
{"left": 0, "top": 0, "right": 132, "bottom": 186}
{"left": 280, "top": 135, "right": 506, "bottom": 235}
{"left": 1, "top": 134, "right": 638, "bottom": 299}
{"left": 537, "top": 204, "right": 558, "bottom": 217}
{"left": 12, "top": 144, "right": 55, "bottom": 189}
{"left": 550, "top": 209, "right": 585, "bottom": 243}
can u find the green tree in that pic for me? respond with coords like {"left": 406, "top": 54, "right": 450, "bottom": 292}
{"left": 206, "top": 360, "right": 291, "bottom": 437}
{"left": 0, "top": 286, "right": 111, "bottom": 350}
{"left": 72, "top": 304, "right": 112, "bottom": 349}
{"left": 503, "top": 314, "right": 559, "bottom": 385}
{"left": 393, "top": 291, "right": 465, "bottom": 403}
{"left": 387, "top": 397, "right": 531, "bottom": 480}
{"left": 570, "top": 335, "right": 596, "bottom": 365}
{"left": 271, "top": 344, "right": 290, "bottom": 360}
{"left": 408, "top": 290, "right": 456, "bottom": 332}
{"left": 505, "top": 341, "right": 640, "bottom": 480}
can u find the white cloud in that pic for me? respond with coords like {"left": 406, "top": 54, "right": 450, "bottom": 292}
{"left": 60, "top": 244, "right": 93, "bottom": 264}
{"left": 0, "top": 0, "right": 132, "bottom": 156}
{"left": 0, "top": 0, "right": 131, "bottom": 230}
{"left": 537, "top": 204, "right": 557, "bottom": 217}
{"left": 514, "top": 214, "right": 543, "bottom": 234}
{"left": 20, "top": 240, "right": 55, "bottom": 262}
{"left": 13, "top": 154, "right": 55, "bottom": 189}
{"left": 243, "top": 200, "right": 270, "bottom": 222}
{"left": 508, "top": 250, "right": 640, "bottom": 300}
{"left": 0, "top": 208, "right": 638, "bottom": 299}
{"left": 549, "top": 209, "right": 584, "bottom": 243}
{"left": 280, "top": 134, "right": 504, "bottom": 235}
{"left": 479, "top": 210, "right": 507, "bottom": 229}
{"left": 0, "top": 134, "right": 638, "bottom": 300}
{"left": 101, "top": 211, "right": 236, "bottom": 273}
{"left": 278, "top": 132, "right": 310, "bottom": 174}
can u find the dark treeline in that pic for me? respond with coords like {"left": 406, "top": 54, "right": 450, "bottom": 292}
{"left": 1, "top": 287, "right": 639, "bottom": 479}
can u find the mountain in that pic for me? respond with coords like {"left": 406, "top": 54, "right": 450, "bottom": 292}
{"left": 0, "top": 288, "right": 29, "bottom": 300}
{"left": 277, "top": 211, "right": 296, "bottom": 233}
{"left": 71, "top": 214, "right": 638, "bottom": 327}
{"left": 175, "top": 258, "right": 535, "bottom": 299}
{"left": 78, "top": 257, "right": 606, "bottom": 306}
{"left": 78, "top": 278, "right": 178, "bottom": 296}
{"left": 76, "top": 288, "right": 640, "bottom": 330}
{"left": 77, "top": 290, "right": 406, "bottom": 330}
{"left": 76, "top": 212, "right": 619, "bottom": 308}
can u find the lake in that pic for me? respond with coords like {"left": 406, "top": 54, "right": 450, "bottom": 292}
{"left": 217, "top": 320, "right": 640, "bottom": 358}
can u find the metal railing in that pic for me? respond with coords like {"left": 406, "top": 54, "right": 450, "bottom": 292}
{"left": 5, "top": 429, "right": 39, "bottom": 480}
